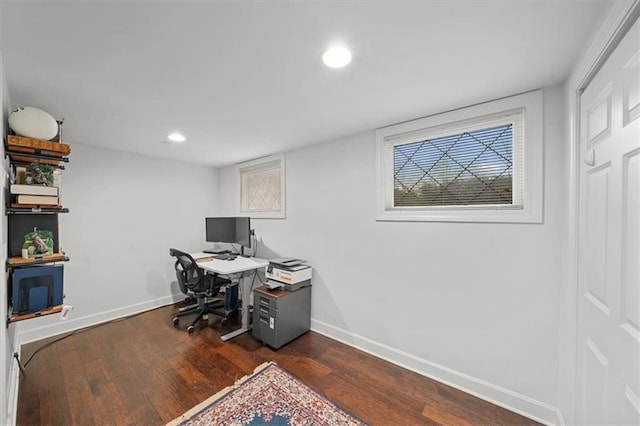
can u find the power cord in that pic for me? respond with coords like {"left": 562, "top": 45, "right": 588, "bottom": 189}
{"left": 13, "top": 353, "right": 25, "bottom": 376}
{"left": 251, "top": 269, "right": 259, "bottom": 288}
{"left": 17, "top": 307, "right": 158, "bottom": 375}
{"left": 252, "top": 233, "right": 259, "bottom": 257}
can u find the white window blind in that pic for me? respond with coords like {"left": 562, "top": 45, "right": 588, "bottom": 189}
{"left": 238, "top": 154, "right": 285, "bottom": 218}
{"left": 387, "top": 111, "right": 525, "bottom": 209}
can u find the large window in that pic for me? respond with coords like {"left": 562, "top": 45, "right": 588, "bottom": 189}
{"left": 376, "top": 90, "right": 543, "bottom": 223}
{"left": 237, "top": 154, "right": 285, "bottom": 219}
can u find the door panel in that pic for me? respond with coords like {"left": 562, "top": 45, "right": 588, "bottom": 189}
{"left": 585, "top": 164, "right": 611, "bottom": 311}
{"left": 587, "top": 83, "right": 612, "bottom": 147}
{"left": 622, "top": 151, "right": 640, "bottom": 337}
{"left": 577, "top": 16, "right": 640, "bottom": 426}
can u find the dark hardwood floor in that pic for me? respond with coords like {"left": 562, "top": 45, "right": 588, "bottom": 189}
{"left": 17, "top": 304, "right": 540, "bottom": 425}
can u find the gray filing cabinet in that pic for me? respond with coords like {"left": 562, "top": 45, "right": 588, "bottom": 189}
{"left": 252, "top": 285, "right": 311, "bottom": 349}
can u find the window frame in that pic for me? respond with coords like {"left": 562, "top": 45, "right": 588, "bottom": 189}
{"left": 236, "top": 153, "right": 286, "bottom": 219}
{"left": 376, "top": 90, "right": 543, "bottom": 223}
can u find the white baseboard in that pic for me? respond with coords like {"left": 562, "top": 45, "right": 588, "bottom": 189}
{"left": 310, "top": 318, "right": 564, "bottom": 426}
{"left": 17, "top": 295, "right": 180, "bottom": 345}
{"left": 6, "top": 334, "right": 22, "bottom": 426}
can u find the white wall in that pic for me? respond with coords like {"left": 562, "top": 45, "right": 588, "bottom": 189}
{"left": 218, "top": 84, "right": 567, "bottom": 424}
{"left": 1, "top": 47, "right": 12, "bottom": 426}
{"left": 13, "top": 143, "right": 219, "bottom": 343}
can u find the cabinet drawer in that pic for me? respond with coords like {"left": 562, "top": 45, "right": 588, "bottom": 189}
{"left": 254, "top": 312, "right": 277, "bottom": 342}
{"left": 255, "top": 293, "right": 278, "bottom": 310}
{"left": 255, "top": 302, "right": 278, "bottom": 318}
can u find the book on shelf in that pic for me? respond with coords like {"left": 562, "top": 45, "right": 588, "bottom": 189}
{"left": 10, "top": 184, "right": 59, "bottom": 196}
{"left": 15, "top": 194, "right": 59, "bottom": 205}
{"left": 14, "top": 166, "right": 26, "bottom": 184}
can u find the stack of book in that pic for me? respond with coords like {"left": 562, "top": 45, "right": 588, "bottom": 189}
{"left": 11, "top": 184, "right": 59, "bottom": 207}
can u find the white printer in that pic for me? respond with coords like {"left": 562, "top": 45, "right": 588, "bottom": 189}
{"left": 265, "top": 258, "right": 312, "bottom": 291}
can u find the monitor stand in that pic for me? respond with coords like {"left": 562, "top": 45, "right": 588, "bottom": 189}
{"left": 239, "top": 245, "right": 251, "bottom": 258}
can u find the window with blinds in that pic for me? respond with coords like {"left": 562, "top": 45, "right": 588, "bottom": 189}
{"left": 393, "top": 118, "right": 522, "bottom": 208}
{"left": 376, "top": 90, "right": 543, "bottom": 223}
{"left": 238, "top": 154, "right": 285, "bottom": 219}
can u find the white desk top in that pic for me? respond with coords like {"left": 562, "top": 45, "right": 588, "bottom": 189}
{"left": 191, "top": 252, "right": 269, "bottom": 275}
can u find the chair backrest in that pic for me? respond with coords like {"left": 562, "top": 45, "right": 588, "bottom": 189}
{"left": 169, "top": 248, "right": 209, "bottom": 294}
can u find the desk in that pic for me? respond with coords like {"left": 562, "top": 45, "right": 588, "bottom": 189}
{"left": 191, "top": 253, "right": 268, "bottom": 341}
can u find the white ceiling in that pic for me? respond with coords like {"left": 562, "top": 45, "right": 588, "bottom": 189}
{"left": 1, "top": 0, "right": 607, "bottom": 168}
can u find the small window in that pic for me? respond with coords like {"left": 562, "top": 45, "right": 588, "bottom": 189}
{"left": 237, "top": 154, "right": 285, "bottom": 219}
{"left": 394, "top": 120, "right": 520, "bottom": 208}
{"left": 376, "top": 90, "right": 543, "bottom": 223}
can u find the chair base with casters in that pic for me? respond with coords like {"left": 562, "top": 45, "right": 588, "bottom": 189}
{"left": 172, "top": 283, "right": 238, "bottom": 333}
{"left": 177, "top": 295, "right": 197, "bottom": 313}
{"left": 169, "top": 248, "right": 239, "bottom": 334}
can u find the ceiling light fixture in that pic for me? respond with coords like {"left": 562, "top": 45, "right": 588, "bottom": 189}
{"left": 322, "top": 46, "right": 352, "bottom": 68}
{"left": 167, "top": 132, "right": 186, "bottom": 143}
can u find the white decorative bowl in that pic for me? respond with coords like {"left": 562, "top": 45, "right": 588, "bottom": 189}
{"left": 8, "top": 106, "right": 59, "bottom": 140}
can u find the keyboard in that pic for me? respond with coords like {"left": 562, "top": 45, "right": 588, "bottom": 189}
{"left": 213, "top": 254, "right": 237, "bottom": 260}
{"left": 204, "top": 249, "right": 229, "bottom": 254}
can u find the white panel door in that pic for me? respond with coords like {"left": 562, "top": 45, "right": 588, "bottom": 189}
{"left": 577, "top": 16, "right": 640, "bottom": 425}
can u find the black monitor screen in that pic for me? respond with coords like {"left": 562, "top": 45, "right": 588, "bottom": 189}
{"left": 205, "top": 217, "right": 251, "bottom": 248}
{"left": 234, "top": 217, "right": 251, "bottom": 248}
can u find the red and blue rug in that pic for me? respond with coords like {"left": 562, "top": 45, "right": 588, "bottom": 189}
{"left": 167, "top": 361, "right": 367, "bottom": 426}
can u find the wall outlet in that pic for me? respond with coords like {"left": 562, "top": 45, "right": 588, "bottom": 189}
{"left": 60, "top": 305, "right": 74, "bottom": 320}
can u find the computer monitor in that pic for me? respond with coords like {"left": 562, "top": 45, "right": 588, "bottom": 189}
{"left": 205, "top": 217, "right": 251, "bottom": 248}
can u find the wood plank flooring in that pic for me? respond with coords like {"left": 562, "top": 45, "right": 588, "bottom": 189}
{"left": 16, "top": 305, "right": 540, "bottom": 425}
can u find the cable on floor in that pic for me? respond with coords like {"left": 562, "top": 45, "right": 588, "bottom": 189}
{"left": 19, "top": 306, "right": 163, "bottom": 373}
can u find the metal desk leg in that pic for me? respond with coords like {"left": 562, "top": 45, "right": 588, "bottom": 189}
{"left": 220, "top": 272, "right": 253, "bottom": 341}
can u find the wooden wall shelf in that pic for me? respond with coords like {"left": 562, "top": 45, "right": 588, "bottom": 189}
{"left": 8, "top": 305, "right": 62, "bottom": 324}
{"left": 10, "top": 204, "right": 64, "bottom": 210}
{"left": 5, "top": 135, "right": 71, "bottom": 166}
{"left": 7, "top": 207, "right": 69, "bottom": 214}
{"left": 7, "top": 253, "right": 68, "bottom": 267}
{"left": 7, "top": 156, "right": 66, "bottom": 169}
{"left": 6, "top": 135, "right": 70, "bottom": 155}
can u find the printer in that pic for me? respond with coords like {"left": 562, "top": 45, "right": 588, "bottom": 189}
{"left": 265, "top": 258, "right": 312, "bottom": 291}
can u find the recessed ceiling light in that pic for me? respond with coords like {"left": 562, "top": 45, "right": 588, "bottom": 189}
{"left": 167, "top": 132, "right": 186, "bottom": 143}
{"left": 322, "top": 46, "right": 352, "bottom": 68}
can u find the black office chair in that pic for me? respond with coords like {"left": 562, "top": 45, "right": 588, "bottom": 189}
{"left": 169, "top": 248, "right": 238, "bottom": 334}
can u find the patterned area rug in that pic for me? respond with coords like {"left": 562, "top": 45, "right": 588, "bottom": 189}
{"left": 167, "top": 361, "right": 367, "bottom": 426}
